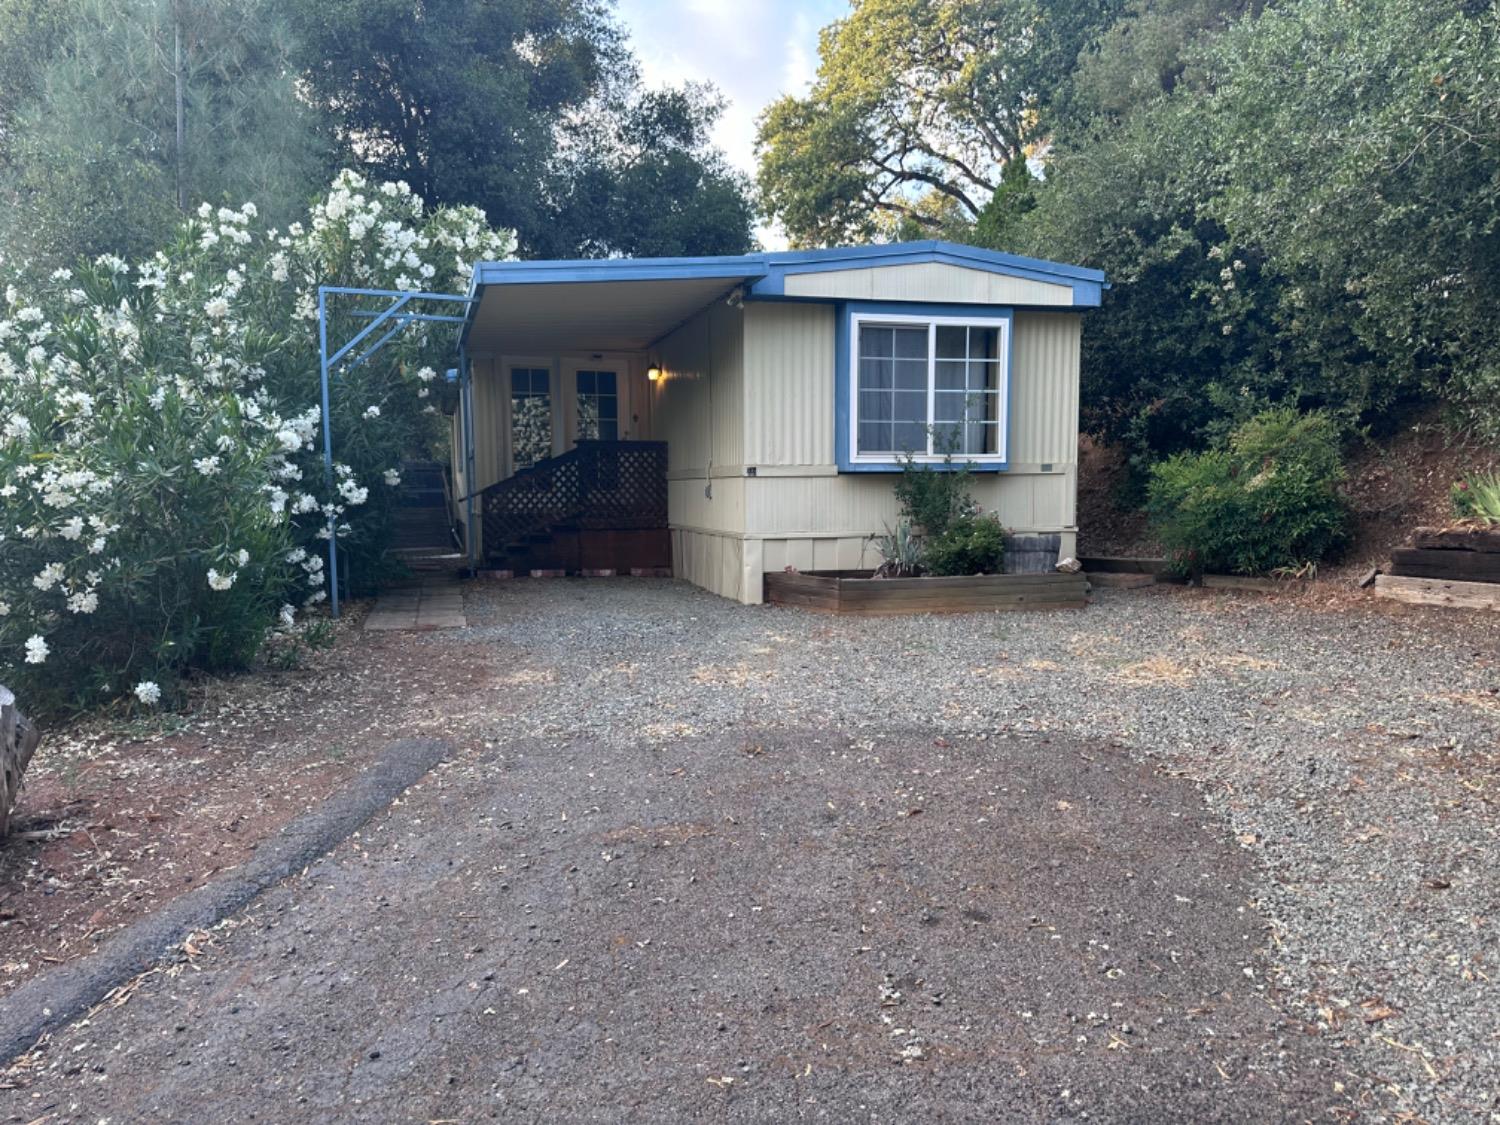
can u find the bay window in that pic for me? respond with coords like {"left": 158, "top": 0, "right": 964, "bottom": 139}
{"left": 850, "top": 313, "right": 1010, "bottom": 464}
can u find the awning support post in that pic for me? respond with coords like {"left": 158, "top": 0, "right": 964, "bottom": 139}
{"left": 315, "top": 285, "right": 476, "bottom": 618}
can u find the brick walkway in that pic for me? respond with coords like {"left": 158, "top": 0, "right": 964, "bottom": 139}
{"left": 363, "top": 576, "right": 467, "bottom": 631}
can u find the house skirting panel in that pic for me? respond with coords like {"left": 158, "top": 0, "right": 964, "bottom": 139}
{"left": 671, "top": 527, "right": 751, "bottom": 604}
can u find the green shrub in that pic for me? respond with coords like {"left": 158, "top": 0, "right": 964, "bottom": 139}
{"left": 892, "top": 450, "right": 977, "bottom": 537}
{"left": 1452, "top": 472, "right": 1500, "bottom": 524}
{"left": 1146, "top": 408, "right": 1349, "bottom": 576}
{"left": 925, "top": 514, "right": 1007, "bottom": 576}
{"left": 0, "top": 172, "right": 515, "bottom": 715}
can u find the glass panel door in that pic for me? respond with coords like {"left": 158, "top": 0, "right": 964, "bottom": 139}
{"left": 510, "top": 367, "right": 552, "bottom": 470}
{"left": 574, "top": 370, "right": 619, "bottom": 441}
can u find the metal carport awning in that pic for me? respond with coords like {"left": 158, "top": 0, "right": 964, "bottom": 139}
{"left": 453, "top": 256, "right": 770, "bottom": 570}
{"left": 460, "top": 257, "right": 770, "bottom": 355}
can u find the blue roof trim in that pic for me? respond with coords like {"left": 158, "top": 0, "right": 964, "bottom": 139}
{"left": 462, "top": 242, "right": 1105, "bottom": 343}
{"left": 753, "top": 242, "right": 1102, "bottom": 307}
{"left": 472, "top": 256, "right": 771, "bottom": 287}
{"left": 764, "top": 240, "right": 1104, "bottom": 283}
{"left": 469, "top": 241, "right": 1101, "bottom": 288}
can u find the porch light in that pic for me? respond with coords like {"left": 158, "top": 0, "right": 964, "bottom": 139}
{"left": 647, "top": 365, "right": 662, "bottom": 382}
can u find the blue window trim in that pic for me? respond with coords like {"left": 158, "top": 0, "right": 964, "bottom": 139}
{"left": 835, "top": 301, "right": 1014, "bottom": 474}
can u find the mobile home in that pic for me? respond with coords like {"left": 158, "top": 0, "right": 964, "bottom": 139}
{"left": 451, "top": 241, "right": 1103, "bottom": 604}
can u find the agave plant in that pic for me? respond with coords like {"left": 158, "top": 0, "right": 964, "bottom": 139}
{"left": 872, "top": 521, "right": 925, "bottom": 578}
{"left": 1452, "top": 472, "right": 1500, "bottom": 524}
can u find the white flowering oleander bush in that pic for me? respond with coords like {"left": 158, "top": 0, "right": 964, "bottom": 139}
{"left": 0, "top": 172, "right": 514, "bottom": 714}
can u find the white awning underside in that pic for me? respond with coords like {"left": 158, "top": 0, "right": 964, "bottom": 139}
{"left": 466, "top": 276, "right": 754, "bottom": 355}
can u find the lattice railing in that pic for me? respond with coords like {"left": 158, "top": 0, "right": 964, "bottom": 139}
{"left": 479, "top": 441, "right": 667, "bottom": 558}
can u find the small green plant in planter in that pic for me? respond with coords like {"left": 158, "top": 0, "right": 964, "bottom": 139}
{"left": 925, "top": 513, "right": 1007, "bottom": 576}
{"left": 892, "top": 449, "right": 977, "bottom": 538}
{"left": 1452, "top": 472, "right": 1500, "bottom": 524}
{"left": 886, "top": 439, "right": 1009, "bottom": 576}
{"left": 872, "top": 521, "right": 925, "bottom": 577}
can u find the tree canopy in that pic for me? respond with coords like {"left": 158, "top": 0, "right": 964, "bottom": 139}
{"left": 760, "top": 0, "right": 1500, "bottom": 458}
{"left": 271, "top": 0, "right": 756, "bottom": 257}
{"left": 0, "top": 0, "right": 326, "bottom": 270}
{"left": 756, "top": 0, "right": 1129, "bottom": 245}
{"left": 0, "top": 0, "right": 757, "bottom": 272}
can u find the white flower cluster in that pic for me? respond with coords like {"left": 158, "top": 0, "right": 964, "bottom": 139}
{"left": 1, "top": 171, "right": 517, "bottom": 706}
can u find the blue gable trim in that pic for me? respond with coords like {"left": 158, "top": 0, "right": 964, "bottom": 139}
{"left": 473, "top": 256, "right": 771, "bottom": 287}
{"left": 834, "top": 300, "right": 1015, "bottom": 475}
{"left": 753, "top": 241, "right": 1104, "bottom": 308}
{"left": 468, "top": 241, "right": 1103, "bottom": 304}
{"left": 765, "top": 240, "right": 1103, "bottom": 281}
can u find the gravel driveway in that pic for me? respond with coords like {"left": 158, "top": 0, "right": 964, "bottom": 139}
{"left": 3, "top": 579, "right": 1497, "bottom": 1122}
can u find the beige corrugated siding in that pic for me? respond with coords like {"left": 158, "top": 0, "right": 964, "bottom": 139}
{"left": 667, "top": 476, "right": 744, "bottom": 536}
{"left": 743, "top": 302, "right": 835, "bottom": 467}
{"left": 744, "top": 474, "right": 1070, "bottom": 537}
{"left": 782, "top": 262, "right": 1074, "bottom": 306}
{"left": 1008, "top": 313, "right": 1081, "bottom": 466}
{"left": 652, "top": 301, "right": 744, "bottom": 474}
{"left": 468, "top": 356, "right": 509, "bottom": 492}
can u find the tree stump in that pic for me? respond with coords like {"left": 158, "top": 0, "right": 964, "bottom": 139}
{"left": 1, "top": 684, "right": 42, "bottom": 840}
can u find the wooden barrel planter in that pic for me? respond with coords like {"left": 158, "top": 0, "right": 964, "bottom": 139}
{"left": 1, "top": 685, "right": 42, "bottom": 840}
{"left": 764, "top": 570, "right": 1089, "bottom": 615}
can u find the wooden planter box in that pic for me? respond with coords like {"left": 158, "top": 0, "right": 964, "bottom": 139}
{"left": 1378, "top": 524, "right": 1500, "bottom": 610}
{"left": 1374, "top": 574, "right": 1500, "bottom": 612}
{"left": 764, "top": 570, "right": 1089, "bottom": 615}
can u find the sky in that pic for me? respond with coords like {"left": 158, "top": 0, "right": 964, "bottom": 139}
{"left": 614, "top": 0, "right": 850, "bottom": 247}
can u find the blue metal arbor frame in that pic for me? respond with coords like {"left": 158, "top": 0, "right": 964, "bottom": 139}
{"left": 317, "top": 285, "right": 474, "bottom": 617}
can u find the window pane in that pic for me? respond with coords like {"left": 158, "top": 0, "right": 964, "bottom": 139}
{"left": 965, "top": 422, "right": 1000, "bottom": 456}
{"left": 859, "top": 326, "right": 893, "bottom": 358}
{"left": 931, "top": 421, "right": 962, "bottom": 453}
{"left": 936, "top": 325, "right": 967, "bottom": 359}
{"left": 893, "top": 359, "right": 927, "bottom": 392}
{"left": 970, "top": 327, "right": 1001, "bottom": 361}
{"left": 511, "top": 388, "right": 552, "bottom": 468}
{"left": 892, "top": 390, "right": 927, "bottom": 424}
{"left": 893, "top": 421, "right": 928, "bottom": 453}
{"left": 512, "top": 367, "right": 547, "bottom": 396}
{"left": 934, "top": 391, "right": 965, "bottom": 422}
{"left": 575, "top": 369, "right": 618, "bottom": 443}
{"left": 973, "top": 389, "right": 1000, "bottom": 422}
{"left": 859, "top": 357, "right": 892, "bottom": 390}
{"left": 858, "top": 421, "right": 893, "bottom": 453}
{"left": 935, "top": 360, "right": 965, "bottom": 391}
{"left": 859, "top": 390, "right": 892, "bottom": 422}
{"left": 852, "top": 319, "right": 1005, "bottom": 458}
{"left": 893, "top": 327, "right": 927, "bottom": 360}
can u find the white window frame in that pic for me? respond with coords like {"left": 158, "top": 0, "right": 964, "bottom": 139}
{"left": 848, "top": 312, "right": 1011, "bottom": 465}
